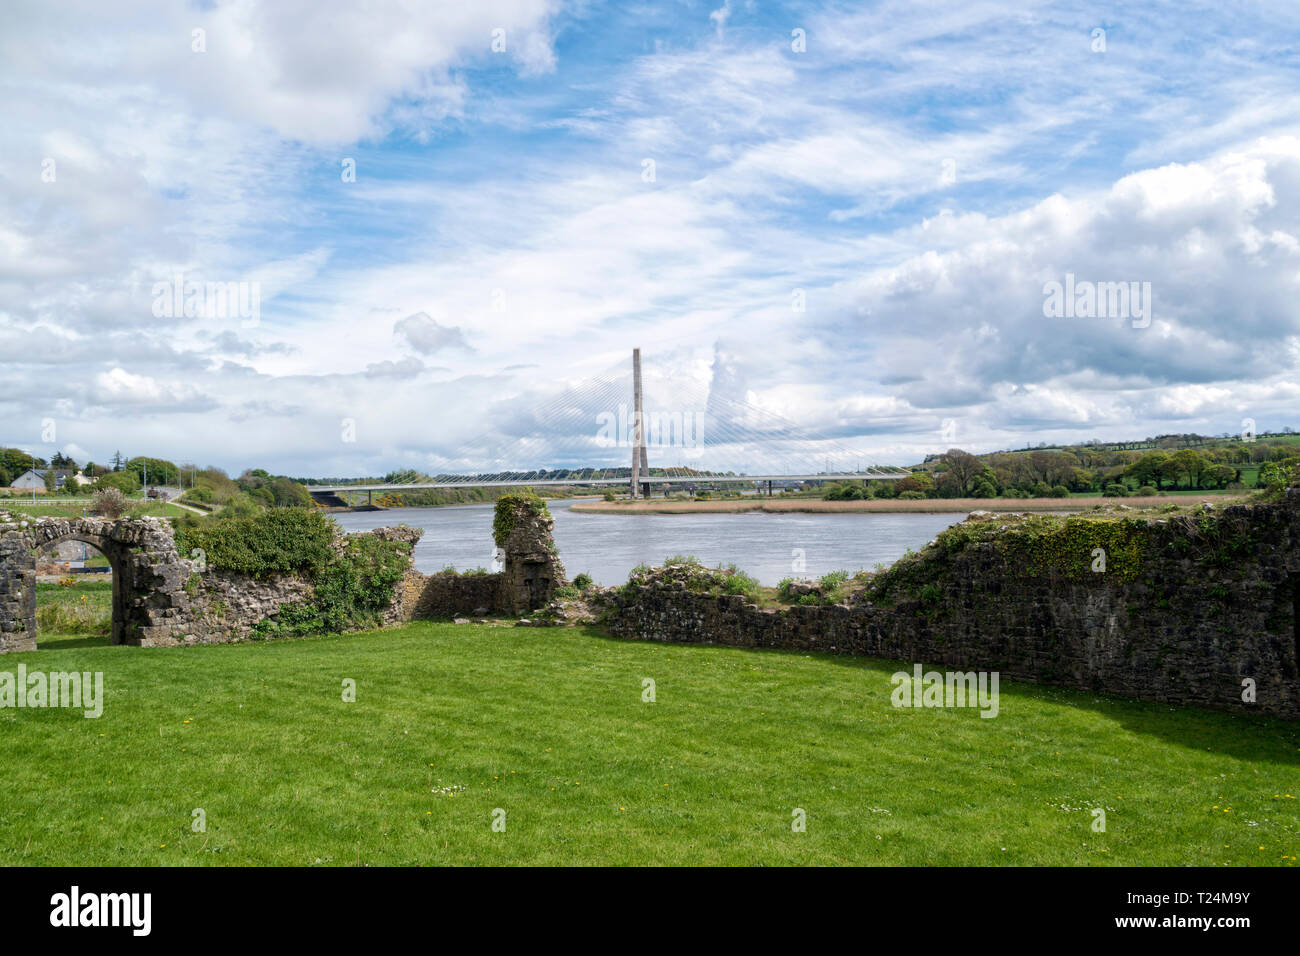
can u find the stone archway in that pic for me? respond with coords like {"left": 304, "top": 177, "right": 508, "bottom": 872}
{"left": 31, "top": 530, "right": 130, "bottom": 646}
{"left": 0, "top": 513, "right": 192, "bottom": 653}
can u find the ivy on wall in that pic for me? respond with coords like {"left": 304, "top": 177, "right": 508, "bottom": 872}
{"left": 492, "top": 490, "right": 549, "bottom": 548}
{"left": 253, "top": 532, "right": 413, "bottom": 639}
{"left": 175, "top": 508, "right": 414, "bottom": 640}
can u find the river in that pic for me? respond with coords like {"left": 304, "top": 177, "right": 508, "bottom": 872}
{"left": 331, "top": 499, "right": 969, "bottom": 586}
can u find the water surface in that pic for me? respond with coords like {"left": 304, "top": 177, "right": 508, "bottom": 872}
{"left": 332, "top": 500, "right": 968, "bottom": 586}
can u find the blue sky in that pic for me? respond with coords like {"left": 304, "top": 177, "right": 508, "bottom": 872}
{"left": 3, "top": 0, "right": 1300, "bottom": 477}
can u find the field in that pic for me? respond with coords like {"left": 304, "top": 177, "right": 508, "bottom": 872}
{"left": 0, "top": 499, "right": 189, "bottom": 519}
{"left": 571, "top": 494, "right": 1249, "bottom": 515}
{"left": 2, "top": 580, "right": 1296, "bottom": 866}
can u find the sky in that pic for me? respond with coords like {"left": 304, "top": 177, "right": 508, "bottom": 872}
{"left": 2, "top": 0, "right": 1300, "bottom": 478}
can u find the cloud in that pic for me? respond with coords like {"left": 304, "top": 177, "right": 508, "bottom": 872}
{"left": 393, "top": 313, "right": 474, "bottom": 355}
{"left": 3, "top": 2, "right": 1300, "bottom": 476}
{"left": 709, "top": 2, "right": 732, "bottom": 37}
{"left": 365, "top": 357, "right": 426, "bottom": 378}
{"left": 90, "top": 368, "right": 214, "bottom": 412}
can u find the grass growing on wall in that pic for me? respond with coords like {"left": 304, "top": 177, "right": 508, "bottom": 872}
{"left": 4, "top": 619, "right": 1296, "bottom": 866}
{"left": 1, "top": 501, "right": 188, "bottom": 519}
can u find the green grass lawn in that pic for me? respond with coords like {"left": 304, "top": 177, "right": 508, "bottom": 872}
{"left": 3, "top": 600, "right": 1297, "bottom": 866}
{"left": 2, "top": 500, "right": 188, "bottom": 518}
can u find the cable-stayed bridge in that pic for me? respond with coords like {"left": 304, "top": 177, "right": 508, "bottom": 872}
{"left": 309, "top": 349, "right": 907, "bottom": 504}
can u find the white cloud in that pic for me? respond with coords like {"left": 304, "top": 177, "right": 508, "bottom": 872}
{"left": 3, "top": 2, "right": 1300, "bottom": 475}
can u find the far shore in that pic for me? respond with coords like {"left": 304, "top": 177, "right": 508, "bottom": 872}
{"left": 568, "top": 494, "right": 1250, "bottom": 515}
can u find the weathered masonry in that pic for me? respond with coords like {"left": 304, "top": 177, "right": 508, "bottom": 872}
{"left": 0, "top": 515, "right": 190, "bottom": 651}
{"left": 389, "top": 492, "right": 567, "bottom": 620}
{"left": 600, "top": 489, "right": 1300, "bottom": 720}
{"left": 0, "top": 493, "right": 567, "bottom": 652}
{"left": 4, "top": 489, "right": 1297, "bottom": 720}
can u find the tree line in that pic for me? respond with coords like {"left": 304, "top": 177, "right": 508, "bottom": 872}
{"left": 825, "top": 437, "right": 1300, "bottom": 501}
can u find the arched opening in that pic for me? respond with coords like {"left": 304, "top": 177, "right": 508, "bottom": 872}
{"left": 31, "top": 534, "right": 125, "bottom": 649}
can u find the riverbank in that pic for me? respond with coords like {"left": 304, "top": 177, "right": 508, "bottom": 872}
{"left": 569, "top": 494, "right": 1250, "bottom": 514}
{"left": 324, "top": 493, "right": 601, "bottom": 513}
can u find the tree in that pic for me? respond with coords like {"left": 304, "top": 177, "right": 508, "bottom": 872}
{"left": 126, "top": 456, "right": 179, "bottom": 487}
{"left": 269, "top": 477, "right": 313, "bottom": 508}
{"left": 43, "top": 469, "right": 58, "bottom": 493}
{"left": 110, "top": 451, "right": 125, "bottom": 471}
{"left": 1156, "top": 457, "right": 1183, "bottom": 490}
{"left": 939, "top": 449, "right": 982, "bottom": 495}
{"left": 896, "top": 471, "right": 936, "bottom": 497}
{"left": 1203, "top": 464, "right": 1237, "bottom": 489}
{"left": 1126, "top": 452, "right": 1169, "bottom": 490}
{"left": 96, "top": 471, "right": 142, "bottom": 495}
{"left": 0, "top": 448, "right": 38, "bottom": 477}
{"left": 1171, "top": 449, "right": 1208, "bottom": 489}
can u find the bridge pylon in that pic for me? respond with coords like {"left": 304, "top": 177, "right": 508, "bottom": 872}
{"left": 630, "top": 348, "right": 649, "bottom": 498}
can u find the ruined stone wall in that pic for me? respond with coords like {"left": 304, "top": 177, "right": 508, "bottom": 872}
{"left": 0, "top": 512, "right": 419, "bottom": 650}
{"left": 497, "top": 495, "right": 566, "bottom": 615}
{"left": 602, "top": 491, "right": 1300, "bottom": 720}
{"left": 390, "top": 568, "right": 505, "bottom": 621}
{"left": 1, "top": 497, "right": 571, "bottom": 649}
{"left": 0, "top": 513, "right": 194, "bottom": 651}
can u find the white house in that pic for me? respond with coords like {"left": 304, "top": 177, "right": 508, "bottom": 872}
{"left": 10, "top": 469, "right": 46, "bottom": 490}
{"left": 9, "top": 468, "right": 82, "bottom": 491}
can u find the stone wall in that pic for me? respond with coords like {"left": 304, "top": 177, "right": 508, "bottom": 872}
{"left": 390, "top": 568, "right": 504, "bottom": 621}
{"left": 1, "top": 500, "right": 568, "bottom": 649}
{"left": 600, "top": 491, "right": 1300, "bottom": 720}
{"left": 497, "top": 496, "right": 567, "bottom": 615}
{"left": 0, "top": 513, "right": 193, "bottom": 651}
{"left": 0, "top": 511, "right": 419, "bottom": 649}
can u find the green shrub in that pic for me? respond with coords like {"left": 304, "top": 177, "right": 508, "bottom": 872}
{"left": 1103, "top": 483, "right": 1130, "bottom": 497}
{"left": 719, "top": 566, "right": 761, "bottom": 599}
{"left": 175, "top": 508, "right": 335, "bottom": 576}
{"left": 572, "top": 573, "right": 593, "bottom": 590}
{"left": 95, "top": 471, "right": 141, "bottom": 495}
{"left": 898, "top": 490, "right": 925, "bottom": 500}
{"left": 1136, "top": 485, "right": 1158, "bottom": 497}
{"left": 253, "top": 533, "right": 412, "bottom": 639}
{"left": 1050, "top": 485, "right": 1072, "bottom": 498}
